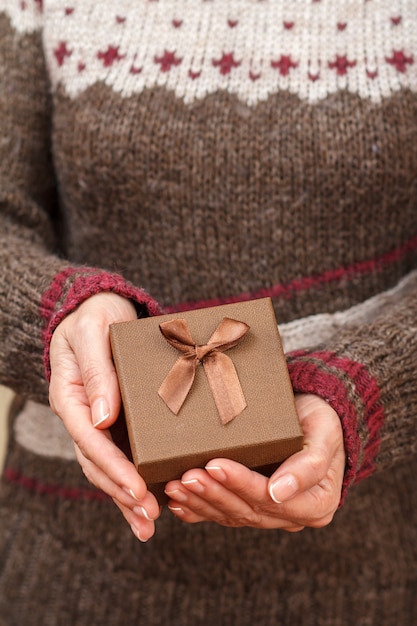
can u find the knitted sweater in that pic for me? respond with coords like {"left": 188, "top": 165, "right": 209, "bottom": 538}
{"left": 0, "top": 1, "right": 417, "bottom": 625}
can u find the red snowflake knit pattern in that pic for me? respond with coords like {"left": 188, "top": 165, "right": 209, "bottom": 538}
{"left": 4, "top": 0, "right": 416, "bottom": 104}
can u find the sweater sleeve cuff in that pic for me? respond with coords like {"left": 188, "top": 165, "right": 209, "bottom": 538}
{"left": 40, "top": 267, "right": 162, "bottom": 381}
{"left": 286, "top": 350, "right": 385, "bottom": 506}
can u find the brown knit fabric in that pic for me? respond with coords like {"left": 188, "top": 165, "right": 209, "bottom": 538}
{"left": 53, "top": 85, "right": 417, "bottom": 315}
{"left": 0, "top": 14, "right": 61, "bottom": 401}
{"left": 1, "top": 2, "right": 417, "bottom": 624}
{"left": 1, "top": 434, "right": 417, "bottom": 626}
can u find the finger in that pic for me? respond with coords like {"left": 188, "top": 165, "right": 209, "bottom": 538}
{"left": 204, "top": 459, "right": 272, "bottom": 505}
{"left": 69, "top": 315, "right": 123, "bottom": 429}
{"left": 268, "top": 396, "right": 343, "bottom": 504}
{"left": 166, "top": 495, "right": 304, "bottom": 532}
{"left": 115, "top": 499, "right": 156, "bottom": 542}
{"left": 74, "top": 440, "right": 160, "bottom": 522}
{"left": 166, "top": 500, "right": 209, "bottom": 524}
{"left": 49, "top": 323, "right": 117, "bottom": 431}
{"left": 167, "top": 459, "right": 271, "bottom": 506}
{"left": 49, "top": 345, "right": 157, "bottom": 510}
{"left": 165, "top": 475, "right": 247, "bottom": 524}
{"left": 59, "top": 294, "right": 137, "bottom": 430}
{"left": 64, "top": 402, "right": 151, "bottom": 503}
{"left": 166, "top": 471, "right": 264, "bottom": 527}
{"left": 202, "top": 460, "right": 336, "bottom": 528}
{"left": 166, "top": 470, "right": 299, "bottom": 529}
{"left": 192, "top": 462, "right": 310, "bottom": 530}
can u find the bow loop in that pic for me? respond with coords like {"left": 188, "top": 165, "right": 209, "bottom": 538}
{"left": 159, "top": 318, "right": 196, "bottom": 354}
{"left": 158, "top": 317, "right": 249, "bottom": 424}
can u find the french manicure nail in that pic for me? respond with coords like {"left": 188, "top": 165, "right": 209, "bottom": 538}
{"left": 92, "top": 397, "right": 110, "bottom": 427}
{"left": 269, "top": 474, "right": 298, "bottom": 504}
{"left": 205, "top": 465, "right": 227, "bottom": 482}
{"left": 133, "top": 506, "right": 153, "bottom": 521}
{"left": 130, "top": 524, "right": 147, "bottom": 542}
{"left": 164, "top": 488, "right": 188, "bottom": 503}
{"left": 123, "top": 487, "right": 141, "bottom": 501}
{"left": 168, "top": 504, "right": 184, "bottom": 515}
{"left": 181, "top": 478, "right": 204, "bottom": 494}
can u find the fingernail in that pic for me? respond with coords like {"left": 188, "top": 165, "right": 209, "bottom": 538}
{"left": 205, "top": 464, "right": 227, "bottom": 482}
{"left": 181, "top": 478, "right": 204, "bottom": 494}
{"left": 123, "top": 487, "right": 141, "bottom": 501}
{"left": 168, "top": 504, "right": 184, "bottom": 515}
{"left": 130, "top": 524, "right": 147, "bottom": 542}
{"left": 92, "top": 397, "right": 110, "bottom": 427}
{"left": 269, "top": 474, "right": 298, "bottom": 504}
{"left": 164, "top": 488, "right": 188, "bottom": 503}
{"left": 133, "top": 506, "right": 153, "bottom": 521}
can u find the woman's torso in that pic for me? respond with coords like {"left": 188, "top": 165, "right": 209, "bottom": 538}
{"left": 41, "top": 0, "right": 417, "bottom": 318}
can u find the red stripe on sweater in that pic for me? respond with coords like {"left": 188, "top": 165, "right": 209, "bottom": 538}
{"left": 288, "top": 358, "right": 360, "bottom": 504}
{"left": 167, "top": 234, "right": 417, "bottom": 312}
{"left": 3, "top": 467, "right": 109, "bottom": 502}
{"left": 308, "top": 351, "right": 384, "bottom": 482}
{"left": 40, "top": 267, "right": 79, "bottom": 335}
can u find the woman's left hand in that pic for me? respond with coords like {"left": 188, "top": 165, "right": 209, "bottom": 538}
{"left": 164, "top": 394, "right": 345, "bottom": 531}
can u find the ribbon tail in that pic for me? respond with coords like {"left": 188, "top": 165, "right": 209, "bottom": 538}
{"left": 203, "top": 352, "right": 247, "bottom": 424}
{"left": 158, "top": 356, "right": 196, "bottom": 415}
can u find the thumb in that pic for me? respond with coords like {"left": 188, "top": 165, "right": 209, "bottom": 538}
{"left": 267, "top": 394, "right": 343, "bottom": 504}
{"left": 77, "top": 327, "right": 121, "bottom": 429}
{"left": 68, "top": 294, "right": 137, "bottom": 429}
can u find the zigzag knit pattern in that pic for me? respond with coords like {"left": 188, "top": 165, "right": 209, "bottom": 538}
{"left": 2, "top": 0, "right": 416, "bottom": 103}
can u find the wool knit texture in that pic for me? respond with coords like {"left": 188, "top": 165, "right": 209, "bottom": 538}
{"left": 0, "top": 1, "right": 417, "bottom": 624}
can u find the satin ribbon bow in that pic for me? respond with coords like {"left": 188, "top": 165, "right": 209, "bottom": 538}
{"left": 158, "top": 317, "right": 250, "bottom": 424}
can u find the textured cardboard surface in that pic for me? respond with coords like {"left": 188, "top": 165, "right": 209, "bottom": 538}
{"left": 110, "top": 298, "right": 303, "bottom": 496}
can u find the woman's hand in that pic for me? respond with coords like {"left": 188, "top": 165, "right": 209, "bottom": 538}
{"left": 49, "top": 292, "right": 160, "bottom": 542}
{"left": 164, "top": 394, "right": 345, "bottom": 531}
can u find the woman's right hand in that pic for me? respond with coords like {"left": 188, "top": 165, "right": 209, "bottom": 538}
{"left": 48, "top": 292, "right": 161, "bottom": 542}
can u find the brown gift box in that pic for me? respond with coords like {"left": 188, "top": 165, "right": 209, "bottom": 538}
{"left": 110, "top": 298, "right": 303, "bottom": 502}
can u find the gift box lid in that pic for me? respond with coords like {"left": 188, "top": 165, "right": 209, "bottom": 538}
{"left": 110, "top": 298, "right": 303, "bottom": 485}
